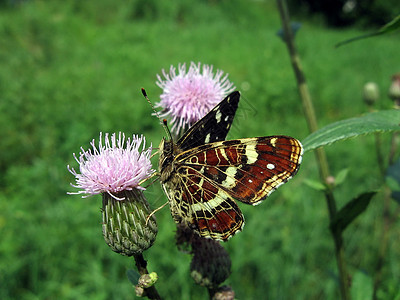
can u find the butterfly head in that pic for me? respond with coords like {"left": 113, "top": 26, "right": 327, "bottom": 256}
{"left": 158, "top": 137, "right": 177, "bottom": 183}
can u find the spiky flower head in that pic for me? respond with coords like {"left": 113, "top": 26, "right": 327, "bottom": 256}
{"left": 156, "top": 62, "right": 235, "bottom": 135}
{"left": 189, "top": 234, "right": 231, "bottom": 289}
{"left": 68, "top": 132, "right": 157, "bottom": 256}
{"left": 68, "top": 132, "right": 154, "bottom": 199}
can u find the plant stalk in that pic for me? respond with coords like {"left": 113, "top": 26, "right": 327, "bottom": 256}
{"left": 276, "top": 1, "right": 350, "bottom": 299}
{"left": 134, "top": 254, "right": 161, "bottom": 300}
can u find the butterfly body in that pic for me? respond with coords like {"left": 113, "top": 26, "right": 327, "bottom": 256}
{"left": 159, "top": 91, "right": 303, "bottom": 241}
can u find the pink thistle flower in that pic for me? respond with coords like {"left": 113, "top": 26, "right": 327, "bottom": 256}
{"left": 156, "top": 62, "right": 235, "bottom": 135}
{"left": 68, "top": 132, "right": 154, "bottom": 200}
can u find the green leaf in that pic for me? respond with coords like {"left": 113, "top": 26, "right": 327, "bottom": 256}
{"left": 302, "top": 110, "right": 400, "bottom": 152}
{"left": 386, "top": 176, "right": 400, "bottom": 191}
{"left": 335, "top": 14, "right": 400, "bottom": 47}
{"left": 303, "top": 179, "right": 326, "bottom": 191}
{"left": 350, "top": 270, "right": 373, "bottom": 300}
{"left": 330, "top": 191, "right": 376, "bottom": 234}
{"left": 126, "top": 269, "right": 140, "bottom": 285}
{"left": 335, "top": 168, "right": 349, "bottom": 186}
{"left": 379, "top": 14, "right": 400, "bottom": 34}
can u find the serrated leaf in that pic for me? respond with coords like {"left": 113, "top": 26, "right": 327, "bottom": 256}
{"left": 336, "top": 14, "right": 400, "bottom": 47}
{"left": 330, "top": 191, "right": 376, "bottom": 234}
{"left": 126, "top": 269, "right": 140, "bottom": 285}
{"left": 350, "top": 270, "right": 373, "bottom": 300}
{"left": 302, "top": 110, "right": 400, "bottom": 152}
{"left": 303, "top": 178, "right": 326, "bottom": 191}
{"left": 335, "top": 168, "right": 349, "bottom": 186}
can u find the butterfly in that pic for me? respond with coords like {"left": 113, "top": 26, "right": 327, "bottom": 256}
{"left": 158, "top": 91, "right": 303, "bottom": 241}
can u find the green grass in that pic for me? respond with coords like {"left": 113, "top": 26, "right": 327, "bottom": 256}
{"left": 1, "top": 0, "right": 399, "bottom": 299}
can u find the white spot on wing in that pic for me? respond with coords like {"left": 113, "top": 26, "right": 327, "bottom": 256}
{"left": 267, "top": 163, "right": 275, "bottom": 170}
{"left": 204, "top": 133, "right": 211, "bottom": 143}
{"left": 215, "top": 110, "right": 222, "bottom": 123}
{"left": 221, "top": 166, "right": 237, "bottom": 188}
{"left": 270, "top": 137, "right": 277, "bottom": 147}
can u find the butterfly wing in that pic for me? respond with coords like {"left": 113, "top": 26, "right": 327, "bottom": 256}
{"left": 165, "top": 166, "right": 244, "bottom": 241}
{"left": 177, "top": 91, "right": 240, "bottom": 151}
{"left": 160, "top": 91, "right": 303, "bottom": 241}
{"left": 177, "top": 136, "right": 303, "bottom": 205}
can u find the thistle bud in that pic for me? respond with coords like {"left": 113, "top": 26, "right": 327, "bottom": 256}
{"left": 363, "top": 82, "right": 379, "bottom": 106}
{"left": 190, "top": 236, "right": 231, "bottom": 289}
{"left": 138, "top": 272, "right": 158, "bottom": 288}
{"left": 102, "top": 190, "right": 157, "bottom": 256}
{"left": 389, "top": 73, "right": 400, "bottom": 107}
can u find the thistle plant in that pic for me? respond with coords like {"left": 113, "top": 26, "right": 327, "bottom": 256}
{"left": 155, "top": 62, "right": 235, "bottom": 136}
{"left": 68, "top": 132, "right": 160, "bottom": 299}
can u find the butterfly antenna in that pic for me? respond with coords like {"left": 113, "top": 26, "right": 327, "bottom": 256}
{"left": 141, "top": 88, "right": 173, "bottom": 140}
{"left": 145, "top": 201, "right": 169, "bottom": 226}
{"left": 162, "top": 119, "right": 173, "bottom": 141}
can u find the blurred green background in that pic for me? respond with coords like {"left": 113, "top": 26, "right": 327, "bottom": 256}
{"left": 1, "top": 0, "right": 399, "bottom": 299}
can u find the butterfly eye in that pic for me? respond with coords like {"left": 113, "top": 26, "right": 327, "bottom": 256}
{"left": 162, "top": 140, "right": 172, "bottom": 153}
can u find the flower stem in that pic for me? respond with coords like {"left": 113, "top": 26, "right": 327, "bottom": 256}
{"left": 276, "top": 1, "right": 350, "bottom": 299}
{"left": 372, "top": 186, "right": 391, "bottom": 299}
{"left": 133, "top": 254, "right": 161, "bottom": 300}
{"left": 373, "top": 129, "right": 398, "bottom": 298}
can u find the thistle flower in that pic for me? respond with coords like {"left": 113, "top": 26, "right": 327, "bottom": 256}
{"left": 156, "top": 62, "right": 235, "bottom": 135}
{"left": 68, "top": 132, "right": 154, "bottom": 199}
{"left": 68, "top": 132, "right": 157, "bottom": 256}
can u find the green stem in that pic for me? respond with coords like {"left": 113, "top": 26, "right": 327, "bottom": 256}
{"left": 388, "top": 132, "right": 399, "bottom": 165}
{"left": 133, "top": 254, "right": 161, "bottom": 300}
{"left": 372, "top": 187, "right": 391, "bottom": 299}
{"left": 373, "top": 129, "right": 398, "bottom": 298}
{"left": 276, "top": 1, "right": 350, "bottom": 299}
{"left": 368, "top": 107, "right": 385, "bottom": 178}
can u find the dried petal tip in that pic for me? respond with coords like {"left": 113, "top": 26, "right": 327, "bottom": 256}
{"left": 68, "top": 132, "right": 154, "bottom": 198}
{"left": 156, "top": 62, "right": 235, "bottom": 135}
{"left": 102, "top": 190, "right": 157, "bottom": 256}
{"left": 212, "top": 286, "right": 235, "bottom": 300}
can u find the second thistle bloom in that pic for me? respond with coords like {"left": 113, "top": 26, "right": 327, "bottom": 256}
{"left": 156, "top": 62, "right": 235, "bottom": 135}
